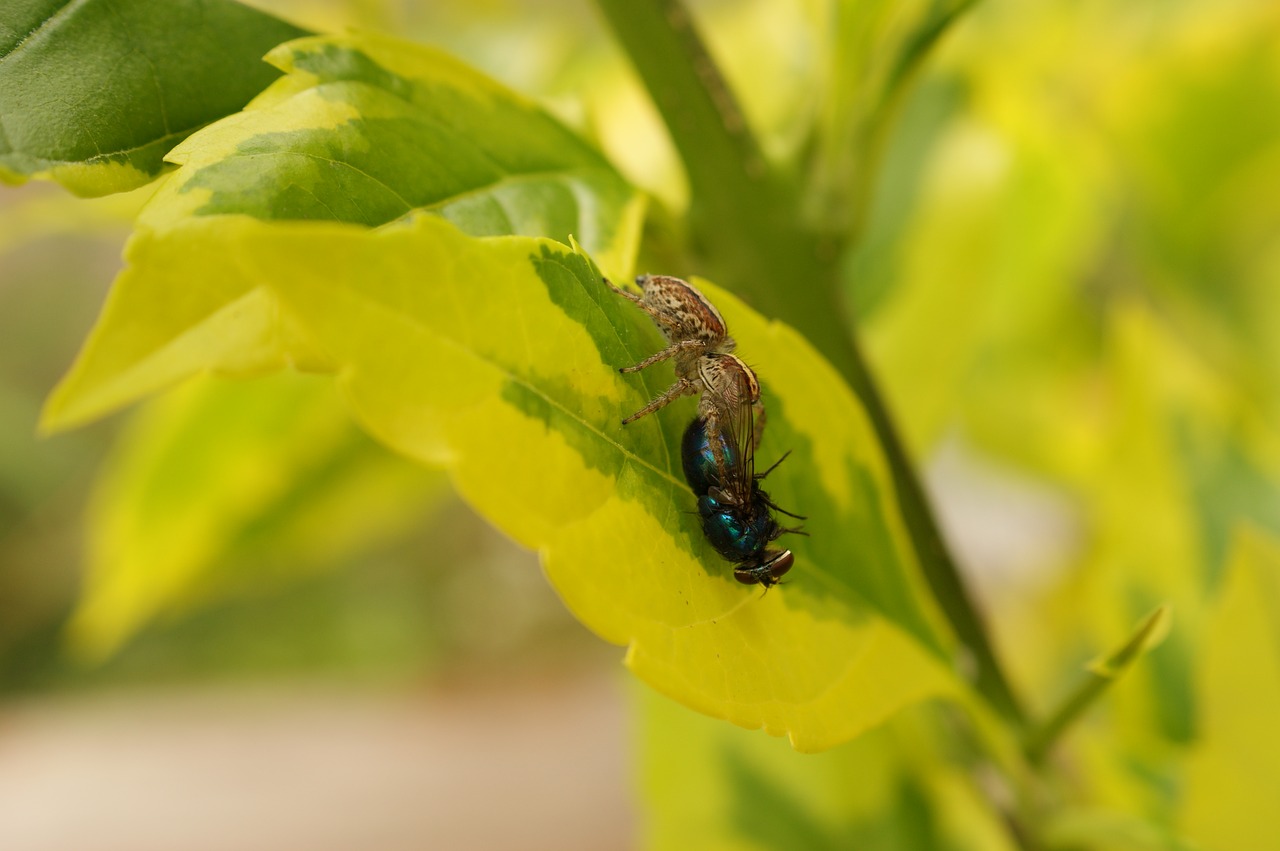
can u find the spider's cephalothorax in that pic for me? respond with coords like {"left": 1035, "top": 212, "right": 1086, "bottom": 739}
{"left": 606, "top": 275, "right": 737, "bottom": 427}
{"left": 608, "top": 274, "right": 733, "bottom": 359}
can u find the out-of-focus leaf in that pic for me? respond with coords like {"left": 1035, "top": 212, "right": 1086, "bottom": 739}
{"left": 843, "top": 75, "right": 964, "bottom": 321}
{"left": 1116, "top": 29, "right": 1280, "bottom": 406}
{"left": 176, "top": 211, "right": 964, "bottom": 749}
{"left": 1180, "top": 529, "right": 1280, "bottom": 850}
{"left": 0, "top": 182, "right": 149, "bottom": 255}
{"left": 862, "top": 8, "right": 1280, "bottom": 808}
{"left": 809, "top": 0, "right": 977, "bottom": 233}
{"left": 863, "top": 0, "right": 1280, "bottom": 474}
{"left": 1175, "top": 417, "right": 1280, "bottom": 589}
{"left": 863, "top": 118, "right": 1103, "bottom": 458}
{"left": 636, "top": 684, "right": 1017, "bottom": 851}
{"left": 1009, "top": 302, "right": 1258, "bottom": 833}
{"left": 0, "top": 382, "right": 98, "bottom": 520}
{"left": 68, "top": 372, "right": 447, "bottom": 658}
{"left": 1059, "top": 307, "right": 1222, "bottom": 755}
{"left": 0, "top": 0, "right": 307, "bottom": 196}
{"left": 1041, "top": 809, "right": 1198, "bottom": 851}
{"left": 41, "top": 32, "right": 643, "bottom": 431}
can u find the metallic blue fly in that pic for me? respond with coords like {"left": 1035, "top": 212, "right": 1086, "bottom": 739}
{"left": 680, "top": 389, "right": 804, "bottom": 588}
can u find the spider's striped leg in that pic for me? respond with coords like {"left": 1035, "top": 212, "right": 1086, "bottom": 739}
{"left": 618, "top": 339, "right": 705, "bottom": 374}
{"left": 621, "top": 378, "right": 697, "bottom": 425}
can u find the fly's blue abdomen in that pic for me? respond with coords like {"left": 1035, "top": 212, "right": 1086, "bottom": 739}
{"left": 681, "top": 417, "right": 738, "bottom": 495}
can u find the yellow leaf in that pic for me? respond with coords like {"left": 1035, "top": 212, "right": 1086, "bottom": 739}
{"left": 1180, "top": 529, "right": 1280, "bottom": 850}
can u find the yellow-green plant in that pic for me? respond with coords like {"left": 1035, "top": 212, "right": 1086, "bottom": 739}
{"left": 5, "top": 0, "right": 1279, "bottom": 847}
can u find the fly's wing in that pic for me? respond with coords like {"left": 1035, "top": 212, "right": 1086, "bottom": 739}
{"left": 717, "top": 364, "right": 758, "bottom": 506}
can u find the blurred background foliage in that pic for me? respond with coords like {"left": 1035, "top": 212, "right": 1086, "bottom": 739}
{"left": 2, "top": 0, "right": 1279, "bottom": 847}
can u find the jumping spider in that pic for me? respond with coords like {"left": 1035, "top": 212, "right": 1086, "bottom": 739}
{"left": 606, "top": 274, "right": 763, "bottom": 474}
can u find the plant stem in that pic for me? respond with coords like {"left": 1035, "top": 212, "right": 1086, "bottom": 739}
{"left": 1024, "top": 606, "right": 1169, "bottom": 763}
{"left": 594, "top": 0, "right": 1026, "bottom": 729}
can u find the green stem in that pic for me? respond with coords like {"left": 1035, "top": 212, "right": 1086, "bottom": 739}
{"left": 594, "top": 0, "right": 1026, "bottom": 729}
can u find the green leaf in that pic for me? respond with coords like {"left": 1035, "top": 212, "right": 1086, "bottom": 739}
{"left": 1174, "top": 416, "right": 1280, "bottom": 589}
{"left": 0, "top": 0, "right": 307, "bottom": 196}
{"left": 140, "top": 32, "right": 643, "bottom": 255}
{"left": 843, "top": 76, "right": 964, "bottom": 321}
{"left": 201, "top": 212, "right": 963, "bottom": 749}
{"left": 68, "top": 372, "right": 447, "bottom": 658}
{"left": 809, "top": 0, "right": 977, "bottom": 234}
{"left": 42, "top": 32, "right": 643, "bottom": 431}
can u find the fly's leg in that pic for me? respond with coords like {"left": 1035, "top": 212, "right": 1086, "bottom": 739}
{"left": 619, "top": 338, "right": 706, "bottom": 374}
{"left": 693, "top": 394, "right": 736, "bottom": 485}
{"left": 621, "top": 378, "right": 697, "bottom": 425}
{"left": 761, "top": 493, "right": 806, "bottom": 520}
{"left": 756, "top": 451, "right": 791, "bottom": 482}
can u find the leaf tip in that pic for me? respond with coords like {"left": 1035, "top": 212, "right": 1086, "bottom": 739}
{"left": 1087, "top": 604, "right": 1173, "bottom": 678}
{"left": 37, "top": 387, "right": 79, "bottom": 436}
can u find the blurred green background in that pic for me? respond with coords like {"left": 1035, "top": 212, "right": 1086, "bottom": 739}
{"left": 1, "top": 0, "right": 1278, "bottom": 848}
